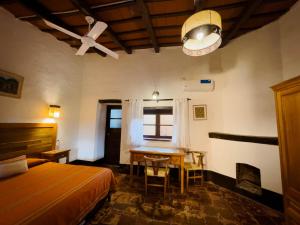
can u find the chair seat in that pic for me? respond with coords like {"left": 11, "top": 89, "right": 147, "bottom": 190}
{"left": 184, "top": 162, "right": 203, "bottom": 171}
{"left": 146, "top": 167, "right": 169, "bottom": 177}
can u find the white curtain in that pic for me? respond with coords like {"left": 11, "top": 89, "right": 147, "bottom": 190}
{"left": 123, "top": 99, "right": 144, "bottom": 147}
{"left": 120, "top": 99, "right": 144, "bottom": 164}
{"left": 172, "top": 98, "right": 190, "bottom": 148}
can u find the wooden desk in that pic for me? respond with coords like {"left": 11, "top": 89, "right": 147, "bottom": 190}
{"left": 130, "top": 146, "right": 185, "bottom": 194}
{"left": 41, "top": 149, "right": 70, "bottom": 163}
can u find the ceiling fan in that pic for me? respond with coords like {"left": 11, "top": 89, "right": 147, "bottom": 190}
{"left": 43, "top": 16, "right": 119, "bottom": 59}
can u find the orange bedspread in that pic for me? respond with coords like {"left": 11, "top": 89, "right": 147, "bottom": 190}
{"left": 0, "top": 162, "right": 116, "bottom": 225}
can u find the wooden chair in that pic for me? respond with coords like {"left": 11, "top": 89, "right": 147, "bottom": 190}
{"left": 144, "top": 155, "right": 170, "bottom": 199}
{"left": 184, "top": 151, "right": 205, "bottom": 191}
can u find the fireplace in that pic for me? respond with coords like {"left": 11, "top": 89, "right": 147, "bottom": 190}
{"left": 236, "top": 163, "right": 262, "bottom": 195}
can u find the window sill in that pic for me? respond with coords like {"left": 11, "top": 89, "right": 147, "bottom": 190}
{"left": 144, "top": 138, "right": 171, "bottom": 142}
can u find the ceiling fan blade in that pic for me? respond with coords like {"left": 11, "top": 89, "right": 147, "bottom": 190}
{"left": 43, "top": 20, "right": 81, "bottom": 40}
{"left": 94, "top": 43, "right": 119, "bottom": 59}
{"left": 76, "top": 43, "right": 90, "bottom": 56}
{"left": 87, "top": 22, "right": 108, "bottom": 40}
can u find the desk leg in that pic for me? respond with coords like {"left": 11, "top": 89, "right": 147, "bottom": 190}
{"left": 137, "top": 162, "right": 140, "bottom": 177}
{"left": 130, "top": 154, "right": 133, "bottom": 183}
{"left": 180, "top": 156, "right": 184, "bottom": 194}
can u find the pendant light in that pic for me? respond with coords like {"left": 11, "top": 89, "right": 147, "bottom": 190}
{"left": 181, "top": 10, "right": 222, "bottom": 56}
{"left": 152, "top": 90, "right": 159, "bottom": 100}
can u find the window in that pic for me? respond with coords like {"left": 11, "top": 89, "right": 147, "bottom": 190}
{"left": 109, "top": 108, "right": 122, "bottom": 128}
{"left": 143, "top": 107, "right": 173, "bottom": 141}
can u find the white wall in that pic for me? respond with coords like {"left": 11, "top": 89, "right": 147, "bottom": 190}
{"left": 208, "top": 22, "right": 283, "bottom": 193}
{"left": 279, "top": 1, "right": 300, "bottom": 80}
{"left": 77, "top": 48, "right": 215, "bottom": 161}
{"left": 77, "top": 18, "right": 285, "bottom": 193}
{"left": 94, "top": 104, "right": 107, "bottom": 160}
{"left": 0, "top": 8, "right": 83, "bottom": 161}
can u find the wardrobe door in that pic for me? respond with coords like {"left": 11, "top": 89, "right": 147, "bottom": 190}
{"left": 273, "top": 76, "right": 300, "bottom": 225}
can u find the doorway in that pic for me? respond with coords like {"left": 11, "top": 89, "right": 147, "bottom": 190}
{"left": 104, "top": 105, "right": 122, "bottom": 164}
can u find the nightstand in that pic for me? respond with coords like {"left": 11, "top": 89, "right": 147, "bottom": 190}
{"left": 41, "top": 149, "right": 71, "bottom": 163}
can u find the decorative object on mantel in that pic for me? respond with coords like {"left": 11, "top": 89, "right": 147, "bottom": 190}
{"left": 193, "top": 105, "right": 207, "bottom": 120}
{"left": 181, "top": 10, "right": 222, "bottom": 56}
{"left": 49, "top": 105, "right": 61, "bottom": 118}
{"left": 0, "top": 69, "right": 24, "bottom": 98}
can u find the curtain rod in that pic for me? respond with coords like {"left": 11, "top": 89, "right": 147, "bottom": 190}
{"left": 125, "top": 98, "right": 191, "bottom": 102}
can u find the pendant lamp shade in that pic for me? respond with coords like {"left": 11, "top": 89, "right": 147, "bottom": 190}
{"left": 182, "top": 10, "right": 222, "bottom": 56}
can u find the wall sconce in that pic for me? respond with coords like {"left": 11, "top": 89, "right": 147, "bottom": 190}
{"left": 49, "top": 105, "right": 61, "bottom": 118}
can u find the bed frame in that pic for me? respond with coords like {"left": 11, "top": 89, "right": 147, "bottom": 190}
{"left": 0, "top": 123, "right": 113, "bottom": 224}
{"left": 0, "top": 123, "right": 57, "bottom": 160}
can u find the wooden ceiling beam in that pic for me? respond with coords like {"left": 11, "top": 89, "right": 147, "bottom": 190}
{"left": 59, "top": 36, "right": 112, "bottom": 43}
{"left": 18, "top": 0, "right": 106, "bottom": 57}
{"left": 19, "top": 0, "right": 74, "bottom": 32}
{"left": 59, "top": 8, "right": 284, "bottom": 27}
{"left": 115, "top": 25, "right": 255, "bottom": 36}
{"left": 70, "top": 0, "right": 132, "bottom": 54}
{"left": 91, "top": 48, "right": 107, "bottom": 57}
{"left": 222, "top": 0, "right": 264, "bottom": 46}
{"left": 109, "top": 28, "right": 255, "bottom": 51}
{"left": 15, "top": 0, "right": 171, "bottom": 21}
{"left": 15, "top": 0, "right": 290, "bottom": 21}
{"left": 113, "top": 8, "right": 287, "bottom": 25}
{"left": 136, "top": 0, "right": 159, "bottom": 53}
{"left": 121, "top": 35, "right": 181, "bottom": 44}
{"left": 0, "top": 0, "right": 18, "bottom": 4}
{"left": 42, "top": 21, "right": 263, "bottom": 36}
{"left": 60, "top": 34, "right": 181, "bottom": 43}
{"left": 130, "top": 42, "right": 182, "bottom": 50}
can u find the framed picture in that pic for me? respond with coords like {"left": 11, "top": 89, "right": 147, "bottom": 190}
{"left": 193, "top": 105, "right": 207, "bottom": 120}
{"left": 0, "top": 69, "right": 24, "bottom": 98}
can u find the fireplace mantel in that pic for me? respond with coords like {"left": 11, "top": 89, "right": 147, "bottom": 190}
{"left": 208, "top": 132, "right": 278, "bottom": 145}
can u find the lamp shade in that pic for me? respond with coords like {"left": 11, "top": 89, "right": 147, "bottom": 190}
{"left": 49, "top": 105, "right": 61, "bottom": 118}
{"left": 181, "top": 10, "right": 222, "bottom": 56}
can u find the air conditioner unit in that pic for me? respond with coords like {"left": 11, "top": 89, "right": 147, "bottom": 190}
{"left": 184, "top": 79, "right": 215, "bottom": 92}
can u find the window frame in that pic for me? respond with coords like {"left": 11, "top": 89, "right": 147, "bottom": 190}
{"left": 107, "top": 105, "right": 122, "bottom": 129}
{"left": 143, "top": 107, "right": 173, "bottom": 141}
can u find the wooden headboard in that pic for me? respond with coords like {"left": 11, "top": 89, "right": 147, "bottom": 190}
{"left": 0, "top": 123, "right": 57, "bottom": 160}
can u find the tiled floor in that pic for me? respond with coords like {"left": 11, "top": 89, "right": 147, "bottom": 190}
{"left": 86, "top": 174, "right": 284, "bottom": 225}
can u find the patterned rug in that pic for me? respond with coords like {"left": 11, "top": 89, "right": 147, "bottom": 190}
{"left": 86, "top": 174, "right": 284, "bottom": 225}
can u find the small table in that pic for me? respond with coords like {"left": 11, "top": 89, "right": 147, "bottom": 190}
{"left": 129, "top": 146, "right": 185, "bottom": 194}
{"left": 41, "top": 149, "right": 71, "bottom": 163}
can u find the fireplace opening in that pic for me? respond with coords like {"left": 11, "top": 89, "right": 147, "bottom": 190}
{"left": 236, "top": 163, "right": 262, "bottom": 195}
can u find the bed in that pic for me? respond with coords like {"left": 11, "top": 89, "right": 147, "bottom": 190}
{"left": 0, "top": 123, "right": 116, "bottom": 225}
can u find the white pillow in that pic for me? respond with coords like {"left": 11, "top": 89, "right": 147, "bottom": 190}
{"left": 0, "top": 156, "right": 28, "bottom": 179}
{"left": 0, "top": 155, "right": 26, "bottom": 163}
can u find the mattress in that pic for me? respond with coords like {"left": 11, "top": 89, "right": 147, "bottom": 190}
{"left": 0, "top": 162, "right": 116, "bottom": 225}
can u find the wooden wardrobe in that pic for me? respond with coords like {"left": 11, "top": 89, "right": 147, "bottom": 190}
{"left": 272, "top": 75, "right": 300, "bottom": 225}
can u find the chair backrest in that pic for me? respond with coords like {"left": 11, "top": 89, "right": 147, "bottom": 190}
{"left": 144, "top": 155, "right": 170, "bottom": 176}
{"left": 188, "top": 151, "right": 205, "bottom": 167}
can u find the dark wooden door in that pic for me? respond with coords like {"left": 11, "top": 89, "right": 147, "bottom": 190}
{"left": 273, "top": 76, "right": 300, "bottom": 225}
{"left": 104, "top": 105, "right": 122, "bottom": 165}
